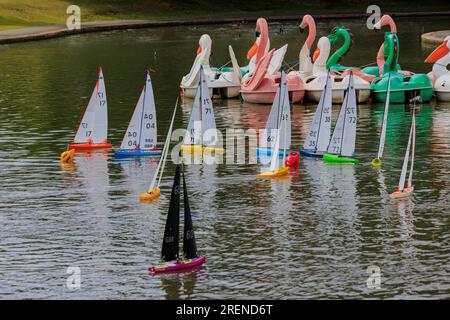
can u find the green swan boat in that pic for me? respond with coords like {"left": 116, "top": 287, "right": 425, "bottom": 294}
{"left": 370, "top": 32, "right": 433, "bottom": 103}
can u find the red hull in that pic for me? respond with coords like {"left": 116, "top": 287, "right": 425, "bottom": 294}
{"left": 149, "top": 256, "right": 206, "bottom": 274}
{"left": 68, "top": 142, "right": 112, "bottom": 150}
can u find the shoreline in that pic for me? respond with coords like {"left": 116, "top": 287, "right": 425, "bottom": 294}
{"left": 1, "top": 11, "right": 450, "bottom": 45}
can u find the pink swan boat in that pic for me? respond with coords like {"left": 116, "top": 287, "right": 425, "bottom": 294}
{"left": 240, "top": 18, "right": 305, "bottom": 104}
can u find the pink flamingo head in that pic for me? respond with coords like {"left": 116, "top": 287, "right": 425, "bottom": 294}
{"left": 374, "top": 14, "right": 397, "bottom": 32}
{"left": 247, "top": 17, "right": 269, "bottom": 63}
{"left": 300, "top": 14, "right": 316, "bottom": 50}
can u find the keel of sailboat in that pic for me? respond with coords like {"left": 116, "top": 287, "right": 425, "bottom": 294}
{"left": 114, "top": 148, "right": 162, "bottom": 157}
{"left": 323, "top": 153, "right": 359, "bottom": 164}
{"left": 149, "top": 256, "right": 206, "bottom": 274}
{"left": 256, "top": 166, "right": 289, "bottom": 178}
{"left": 139, "top": 187, "right": 161, "bottom": 201}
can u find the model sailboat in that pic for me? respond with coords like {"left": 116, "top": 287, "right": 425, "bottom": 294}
{"left": 372, "top": 75, "right": 392, "bottom": 167}
{"left": 69, "top": 67, "right": 112, "bottom": 150}
{"left": 256, "top": 71, "right": 290, "bottom": 178}
{"left": 149, "top": 164, "right": 206, "bottom": 274}
{"left": 300, "top": 72, "right": 332, "bottom": 158}
{"left": 257, "top": 71, "right": 291, "bottom": 157}
{"left": 323, "top": 72, "right": 359, "bottom": 164}
{"left": 181, "top": 66, "right": 223, "bottom": 153}
{"left": 139, "top": 99, "right": 178, "bottom": 201}
{"left": 115, "top": 71, "right": 162, "bottom": 157}
{"left": 390, "top": 109, "right": 415, "bottom": 199}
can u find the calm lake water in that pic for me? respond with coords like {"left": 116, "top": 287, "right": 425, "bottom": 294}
{"left": 0, "top": 17, "right": 449, "bottom": 299}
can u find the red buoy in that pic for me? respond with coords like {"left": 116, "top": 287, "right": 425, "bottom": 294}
{"left": 285, "top": 151, "right": 300, "bottom": 168}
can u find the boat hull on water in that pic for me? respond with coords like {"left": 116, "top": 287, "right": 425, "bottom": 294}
{"left": 114, "top": 148, "right": 162, "bottom": 157}
{"left": 139, "top": 187, "right": 161, "bottom": 201}
{"left": 300, "top": 148, "right": 324, "bottom": 158}
{"left": 149, "top": 256, "right": 206, "bottom": 274}
{"left": 323, "top": 153, "right": 359, "bottom": 164}
{"left": 68, "top": 142, "right": 112, "bottom": 150}
{"left": 182, "top": 85, "right": 240, "bottom": 99}
{"left": 390, "top": 187, "right": 414, "bottom": 199}
{"left": 256, "top": 148, "right": 289, "bottom": 157}
{"left": 256, "top": 166, "right": 289, "bottom": 178}
{"left": 241, "top": 88, "right": 304, "bottom": 104}
{"left": 181, "top": 144, "right": 224, "bottom": 154}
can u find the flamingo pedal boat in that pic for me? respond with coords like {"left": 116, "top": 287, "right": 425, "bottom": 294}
{"left": 149, "top": 256, "right": 206, "bottom": 274}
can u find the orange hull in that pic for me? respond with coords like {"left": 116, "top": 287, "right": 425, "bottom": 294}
{"left": 68, "top": 142, "right": 112, "bottom": 150}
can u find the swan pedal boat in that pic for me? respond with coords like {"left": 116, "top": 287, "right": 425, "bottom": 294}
{"left": 425, "top": 36, "right": 450, "bottom": 101}
{"left": 149, "top": 256, "right": 206, "bottom": 274}
{"left": 180, "top": 34, "right": 240, "bottom": 99}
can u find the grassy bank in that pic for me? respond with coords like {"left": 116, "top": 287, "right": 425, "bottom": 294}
{"left": 1, "top": 0, "right": 450, "bottom": 30}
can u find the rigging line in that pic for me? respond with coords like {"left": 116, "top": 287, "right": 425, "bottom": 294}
{"left": 315, "top": 71, "right": 329, "bottom": 152}
{"left": 339, "top": 75, "right": 351, "bottom": 156}
{"left": 138, "top": 77, "right": 148, "bottom": 149}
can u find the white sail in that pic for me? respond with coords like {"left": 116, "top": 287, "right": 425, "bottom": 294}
{"left": 148, "top": 99, "right": 178, "bottom": 192}
{"left": 259, "top": 86, "right": 281, "bottom": 149}
{"left": 377, "top": 75, "right": 391, "bottom": 159}
{"left": 327, "top": 73, "right": 357, "bottom": 157}
{"left": 340, "top": 74, "right": 357, "bottom": 157}
{"left": 139, "top": 73, "right": 157, "bottom": 150}
{"left": 303, "top": 73, "right": 332, "bottom": 152}
{"left": 269, "top": 124, "right": 280, "bottom": 172}
{"left": 74, "top": 68, "right": 107, "bottom": 144}
{"left": 199, "top": 68, "right": 219, "bottom": 147}
{"left": 279, "top": 72, "right": 291, "bottom": 152}
{"left": 183, "top": 85, "right": 202, "bottom": 146}
{"left": 120, "top": 72, "right": 157, "bottom": 150}
{"left": 407, "top": 112, "right": 416, "bottom": 188}
{"left": 399, "top": 116, "right": 414, "bottom": 191}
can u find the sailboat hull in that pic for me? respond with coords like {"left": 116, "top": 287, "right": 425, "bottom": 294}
{"left": 114, "top": 148, "right": 162, "bottom": 157}
{"left": 256, "top": 148, "right": 289, "bottom": 157}
{"left": 68, "top": 142, "right": 112, "bottom": 150}
{"left": 390, "top": 187, "right": 414, "bottom": 199}
{"left": 323, "top": 153, "right": 359, "bottom": 164}
{"left": 139, "top": 188, "right": 161, "bottom": 201}
{"left": 300, "top": 148, "right": 324, "bottom": 158}
{"left": 149, "top": 256, "right": 206, "bottom": 274}
{"left": 181, "top": 144, "right": 224, "bottom": 154}
{"left": 256, "top": 166, "right": 289, "bottom": 178}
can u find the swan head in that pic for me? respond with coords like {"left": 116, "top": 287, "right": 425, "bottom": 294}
{"left": 247, "top": 18, "right": 269, "bottom": 60}
{"left": 425, "top": 36, "right": 450, "bottom": 63}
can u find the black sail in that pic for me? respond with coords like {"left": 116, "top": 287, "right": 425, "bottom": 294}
{"left": 161, "top": 165, "right": 181, "bottom": 262}
{"left": 182, "top": 170, "right": 197, "bottom": 259}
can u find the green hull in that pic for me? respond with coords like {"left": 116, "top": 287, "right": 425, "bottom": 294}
{"left": 323, "top": 153, "right": 359, "bottom": 164}
{"left": 370, "top": 72, "right": 433, "bottom": 103}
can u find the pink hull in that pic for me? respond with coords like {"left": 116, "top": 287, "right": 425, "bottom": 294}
{"left": 241, "top": 89, "right": 304, "bottom": 104}
{"left": 149, "top": 256, "right": 206, "bottom": 274}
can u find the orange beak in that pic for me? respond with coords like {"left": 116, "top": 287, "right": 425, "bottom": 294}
{"left": 425, "top": 40, "right": 449, "bottom": 63}
{"left": 247, "top": 41, "right": 258, "bottom": 60}
{"left": 313, "top": 47, "right": 320, "bottom": 62}
{"left": 197, "top": 45, "right": 202, "bottom": 55}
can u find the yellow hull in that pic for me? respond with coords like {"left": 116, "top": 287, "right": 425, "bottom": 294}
{"left": 256, "top": 167, "right": 289, "bottom": 178}
{"left": 371, "top": 158, "right": 381, "bottom": 167}
{"left": 181, "top": 144, "right": 224, "bottom": 154}
{"left": 139, "top": 188, "right": 161, "bottom": 201}
{"left": 60, "top": 149, "right": 75, "bottom": 163}
{"left": 390, "top": 187, "right": 414, "bottom": 199}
